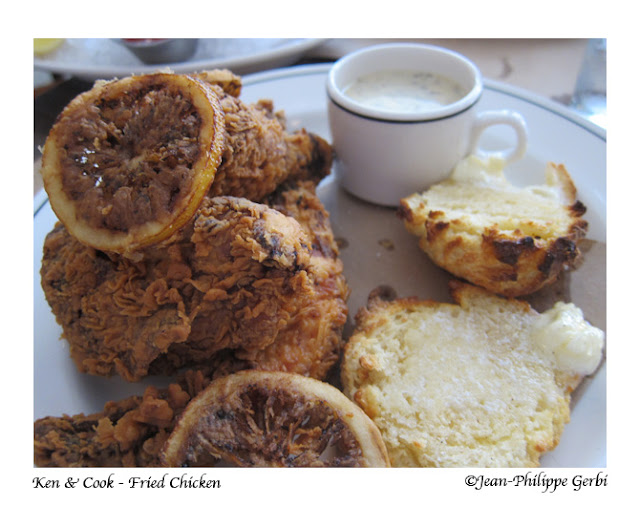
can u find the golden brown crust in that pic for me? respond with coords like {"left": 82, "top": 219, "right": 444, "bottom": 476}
{"left": 206, "top": 92, "right": 333, "bottom": 201}
{"left": 399, "top": 160, "right": 588, "bottom": 297}
{"left": 34, "top": 370, "right": 211, "bottom": 467}
{"left": 40, "top": 183, "right": 348, "bottom": 382}
{"left": 35, "top": 69, "right": 350, "bottom": 467}
{"left": 39, "top": 70, "right": 344, "bottom": 382}
{"left": 41, "top": 69, "right": 334, "bottom": 255}
{"left": 421, "top": 220, "right": 586, "bottom": 297}
{"left": 191, "top": 68, "right": 243, "bottom": 97}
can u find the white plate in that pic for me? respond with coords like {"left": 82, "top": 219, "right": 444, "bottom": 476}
{"left": 33, "top": 63, "right": 606, "bottom": 468}
{"left": 33, "top": 38, "right": 326, "bottom": 80}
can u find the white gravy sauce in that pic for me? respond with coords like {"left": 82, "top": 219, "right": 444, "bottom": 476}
{"left": 343, "top": 70, "right": 465, "bottom": 114}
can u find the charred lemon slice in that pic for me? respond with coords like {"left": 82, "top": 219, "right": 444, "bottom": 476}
{"left": 160, "top": 371, "right": 390, "bottom": 467}
{"left": 41, "top": 73, "right": 225, "bottom": 254}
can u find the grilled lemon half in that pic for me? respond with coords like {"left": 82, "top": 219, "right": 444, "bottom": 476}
{"left": 160, "top": 371, "right": 390, "bottom": 467}
{"left": 42, "top": 72, "right": 225, "bottom": 255}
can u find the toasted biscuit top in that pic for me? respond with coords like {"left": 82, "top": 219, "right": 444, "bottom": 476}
{"left": 398, "top": 156, "right": 588, "bottom": 297}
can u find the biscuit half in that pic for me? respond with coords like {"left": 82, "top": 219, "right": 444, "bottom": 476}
{"left": 341, "top": 281, "right": 604, "bottom": 467}
{"left": 398, "top": 156, "right": 588, "bottom": 297}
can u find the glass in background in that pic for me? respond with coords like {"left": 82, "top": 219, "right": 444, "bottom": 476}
{"left": 571, "top": 38, "right": 606, "bottom": 128}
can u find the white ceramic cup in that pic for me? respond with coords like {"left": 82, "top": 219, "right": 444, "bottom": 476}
{"left": 327, "top": 43, "right": 528, "bottom": 206}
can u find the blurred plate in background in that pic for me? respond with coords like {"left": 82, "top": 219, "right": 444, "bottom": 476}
{"left": 34, "top": 38, "right": 326, "bottom": 80}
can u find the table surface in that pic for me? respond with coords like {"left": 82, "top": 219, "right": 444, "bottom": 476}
{"left": 33, "top": 38, "right": 594, "bottom": 196}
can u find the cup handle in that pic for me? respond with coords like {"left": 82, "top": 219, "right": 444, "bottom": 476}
{"left": 469, "top": 110, "right": 528, "bottom": 165}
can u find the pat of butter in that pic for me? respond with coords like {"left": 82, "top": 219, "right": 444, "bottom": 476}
{"left": 531, "top": 302, "right": 604, "bottom": 375}
{"left": 449, "top": 154, "right": 567, "bottom": 201}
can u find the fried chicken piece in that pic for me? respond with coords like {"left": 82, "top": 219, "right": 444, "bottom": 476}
{"left": 155, "top": 181, "right": 350, "bottom": 380}
{"left": 210, "top": 94, "right": 332, "bottom": 201}
{"left": 192, "top": 69, "right": 333, "bottom": 202}
{"left": 40, "top": 68, "right": 332, "bottom": 258}
{"left": 35, "top": 184, "right": 350, "bottom": 467}
{"left": 36, "top": 70, "right": 348, "bottom": 466}
{"left": 243, "top": 181, "right": 350, "bottom": 376}
{"left": 34, "top": 370, "right": 211, "bottom": 467}
{"left": 41, "top": 183, "right": 348, "bottom": 382}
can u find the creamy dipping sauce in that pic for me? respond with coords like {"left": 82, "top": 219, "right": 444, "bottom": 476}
{"left": 343, "top": 70, "right": 466, "bottom": 114}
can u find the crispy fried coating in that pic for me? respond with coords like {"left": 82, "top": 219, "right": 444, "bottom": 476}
{"left": 40, "top": 183, "right": 348, "bottom": 382}
{"left": 36, "top": 70, "right": 347, "bottom": 467}
{"left": 192, "top": 69, "right": 243, "bottom": 98}
{"left": 35, "top": 184, "right": 349, "bottom": 467}
{"left": 208, "top": 182, "right": 350, "bottom": 379}
{"left": 34, "top": 370, "right": 210, "bottom": 467}
{"left": 152, "top": 183, "right": 349, "bottom": 380}
{"left": 196, "top": 70, "right": 333, "bottom": 202}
